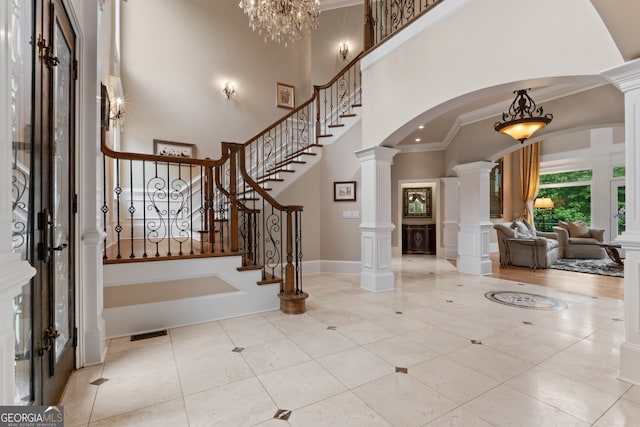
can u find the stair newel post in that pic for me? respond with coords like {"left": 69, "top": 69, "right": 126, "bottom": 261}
{"left": 278, "top": 206, "right": 308, "bottom": 314}
{"left": 364, "top": 0, "right": 373, "bottom": 50}
{"left": 228, "top": 144, "right": 239, "bottom": 253}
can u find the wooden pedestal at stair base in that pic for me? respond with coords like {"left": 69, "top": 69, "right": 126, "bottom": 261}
{"left": 279, "top": 291, "right": 308, "bottom": 314}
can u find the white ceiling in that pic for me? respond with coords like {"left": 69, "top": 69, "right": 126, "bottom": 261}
{"left": 320, "top": 0, "right": 635, "bottom": 153}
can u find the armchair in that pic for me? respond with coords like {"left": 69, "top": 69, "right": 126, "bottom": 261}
{"left": 494, "top": 221, "right": 561, "bottom": 269}
{"left": 552, "top": 221, "right": 605, "bottom": 259}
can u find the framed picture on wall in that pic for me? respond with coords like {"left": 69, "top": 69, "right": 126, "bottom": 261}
{"left": 276, "top": 82, "right": 295, "bottom": 109}
{"left": 403, "top": 187, "right": 432, "bottom": 218}
{"left": 490, "top": 158, "right": 503, "bottom": 218}
{"left": 153, "top": 140, "right": 197, "bottom": 158}
{"left": 334, "top": 181, "right": 356, "bottom": 201}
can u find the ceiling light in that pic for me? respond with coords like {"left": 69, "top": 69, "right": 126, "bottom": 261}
{"left": 418, "top": 125, "right": 424, "bottom": 129}
{"left": 415, "top": 138, "right": 421, "bottom": 142}
{"left": 494, "top": 89, "right": 553, "bottom": 143}
{"left": 239, "top": 0, "right": 320, "bottom": 46}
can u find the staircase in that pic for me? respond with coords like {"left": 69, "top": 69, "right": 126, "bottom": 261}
{"left": 100, "top": 1, "right": 446, "bottom": 337}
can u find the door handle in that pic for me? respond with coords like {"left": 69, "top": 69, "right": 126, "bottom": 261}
{"left": 37, "top": 327, "right": 61, "bottom": 356}
{"left": 52, "top": 243, "right": 68, "bottom": 251}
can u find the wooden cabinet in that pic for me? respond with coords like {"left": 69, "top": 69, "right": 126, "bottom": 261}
{"left": 402, "top": 224, "right": 435, "bottom": 254}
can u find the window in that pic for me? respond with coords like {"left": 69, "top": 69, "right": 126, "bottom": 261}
{"left": 534, "top": 170, "right": 592, "bottom": 231}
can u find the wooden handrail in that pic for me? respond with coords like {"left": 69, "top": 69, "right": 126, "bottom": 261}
{"left": 313, "top": 51, "right": 364, "bottom": 91}
{"left": 243, "top": 51, "right": 364, "bottom": 147}
{"left": 100, "top": 127, "right": 229, "bottom": 167}
{"left": 229, "top": 142, "right": 303, "bottom": 213}
{"left": 242, "top": 97, "right": 315, "bottom": 147}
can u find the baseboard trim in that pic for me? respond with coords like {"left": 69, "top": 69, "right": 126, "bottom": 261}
{"left": 302, "top": 260, "right": 361, "bottom": 275}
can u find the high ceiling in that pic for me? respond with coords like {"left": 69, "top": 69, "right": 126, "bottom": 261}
{"left": 321, "top": 0, "right": 637, "bottom": 153}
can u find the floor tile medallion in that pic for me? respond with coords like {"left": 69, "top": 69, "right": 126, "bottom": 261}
{"left": 485, "top": 291, "right": 568, "bottom": 311}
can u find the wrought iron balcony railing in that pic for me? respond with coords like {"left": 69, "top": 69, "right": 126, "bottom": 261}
{"left": 364, "top": 0, "right": 444, "bottom": 50}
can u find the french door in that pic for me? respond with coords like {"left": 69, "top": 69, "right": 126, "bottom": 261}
{"left": 12, "top": 0, "right": 77, "bottom": 405}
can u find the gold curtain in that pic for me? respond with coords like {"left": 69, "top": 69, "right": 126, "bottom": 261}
{"left": 518, "top": 142, "right": 541, "bottom": 222}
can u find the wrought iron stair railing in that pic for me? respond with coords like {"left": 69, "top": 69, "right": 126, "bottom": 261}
{"left": 242, "top": 52, "right": 363, "bottom": 187}
{"left": 101, "top": 129, "right": 307, "bottom": 312}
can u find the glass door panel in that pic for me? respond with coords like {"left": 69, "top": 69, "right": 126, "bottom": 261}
{"left": 51, "top": 16, "right": 72, "bottom": 363}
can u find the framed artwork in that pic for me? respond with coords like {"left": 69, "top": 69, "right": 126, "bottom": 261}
{"left": 153, "top": 140, "right": 197, "bottom": 158}
{"left": 334, "top": 181, "right": 356, "bottom": 201}
{"left": 403, "top": 187, "right": 432, "bottom": 218}
{"left": 490, "top": 158, "right": 503, "bottom": 218}
{"left": 276, "top": 82, "right": 295, "bottom": 109}
{"left": 100, "top": 83, "right": 110, "bottom": 131}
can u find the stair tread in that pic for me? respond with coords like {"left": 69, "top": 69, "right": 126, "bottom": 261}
{"left": 328, "top": 124, "right": 345, "bottom": 128}
{"left": 352, "top": 103, "right": 362, "bottom": 107}
{"left": 257, "top": 278, "right": 282, "bottom": 286}
{"left": 318, "top": 134, "right": 334, "bottom": 138}
{"left": 340, "top": 113, "right": 356, "bottom": 118}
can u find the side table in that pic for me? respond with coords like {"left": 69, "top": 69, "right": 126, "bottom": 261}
{"left": 598, "top": 242, "right": 624, "bottom": 269}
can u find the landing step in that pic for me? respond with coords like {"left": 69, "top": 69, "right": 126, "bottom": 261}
{"left": 257, "top": 278, "right": 282, "bottom": 286}
{"left": 237, "top": 264, "right": 263, "bottom": 272}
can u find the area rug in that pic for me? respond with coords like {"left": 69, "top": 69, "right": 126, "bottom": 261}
{"left": 549, "top": 258, "right": 624, "bottom": 278}
{"left": 485, "top": 291, "right": 567, "bottom": 311}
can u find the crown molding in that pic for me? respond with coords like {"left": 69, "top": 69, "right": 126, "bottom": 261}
{"left": 320, "top": 0, "right": 361, "bottom": 11}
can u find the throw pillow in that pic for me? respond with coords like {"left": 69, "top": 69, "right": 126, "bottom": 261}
{"left": 557, "top": 220, "right": 568, "bottom": 230}
{"left": 511, "top": 220, "right": 533, "bottom": 238}
{"left": 567, "top": 221, "right": 591, "bottom": 238}
{"left": 522, "top": 219, "right": 536, "bottom": 236}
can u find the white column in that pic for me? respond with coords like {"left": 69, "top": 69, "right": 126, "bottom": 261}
{"left": 441, "top": 177, "right": 459, "bottom": 259}
{"left": 452, "top": 161, "right": 494, "bottom": 275}
{"left": 79, "top": 0, "right": 107, "bottom": 366}
{"left": 356, "top": 146, "right": 399, "bottom": 292}
{"left": 603, "top": 58, "right": 640, "bottom": 385}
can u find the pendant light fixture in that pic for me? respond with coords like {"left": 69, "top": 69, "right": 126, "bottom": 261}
{"left": 494, "top": 89, "right": 553, "bottom": 143}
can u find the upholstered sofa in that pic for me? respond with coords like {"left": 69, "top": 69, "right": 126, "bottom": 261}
{"left": 494, "top": 221, "right": 561, "bottom": 269}
{"left": 552, "top": 221, "right": 605, "bottom": 259}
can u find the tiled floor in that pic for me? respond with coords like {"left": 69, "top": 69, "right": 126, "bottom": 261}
{"left": 62, "top": 256, "right": 640, "bottom": 426}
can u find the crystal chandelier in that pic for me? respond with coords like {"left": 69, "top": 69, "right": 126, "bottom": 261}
{"left": 239, "top": 0, "right": 321, "bottom": 45}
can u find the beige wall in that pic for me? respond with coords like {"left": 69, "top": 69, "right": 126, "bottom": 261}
{"left": 311, "top": 5, "right": 364, "bottom": 84}
{"left": 120, "top": 0, "right": 312, "bottom": 159}
{"left": 276, "top": 123, "right": 364, "bottom": 262}
{"left": 319, "top": 125, "right": 362, "bottom": 261}
{"left": 275, "top": 165, "right": 323, "bottom": 261}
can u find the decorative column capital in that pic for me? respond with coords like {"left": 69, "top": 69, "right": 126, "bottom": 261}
{"left": 355, "top": 146, "right": 400, "bottom": 163}
{"left": 602, "top": 58, "right": 640, "bottom": 92}
{"left": 452, "top": 161, "right": 495, "bottom": 176}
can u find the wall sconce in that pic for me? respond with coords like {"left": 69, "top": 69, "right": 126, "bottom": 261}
{"left": 223, "top": 80, "right": 236, "bottom": 100}
{"left": 338, "top": 41, "right": 349, "bottom": 60}
{"left": 110, "top": 96, "right": 125, "bottom": 127}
